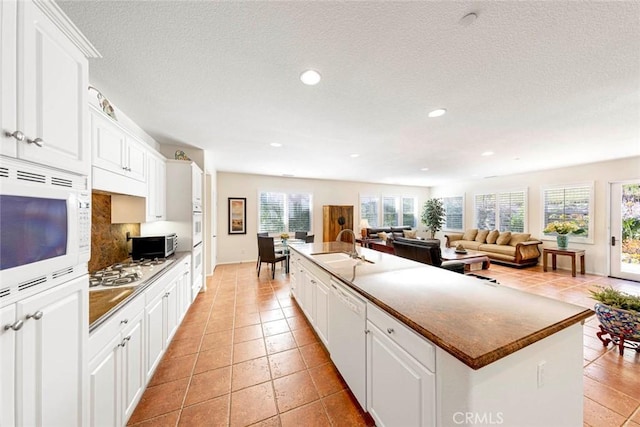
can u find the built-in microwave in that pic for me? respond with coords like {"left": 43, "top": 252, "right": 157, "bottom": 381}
{"left": 0, "top": 158, "right": 91, "bottom": 301}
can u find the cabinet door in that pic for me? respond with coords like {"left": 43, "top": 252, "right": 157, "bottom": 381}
{"left": 164, "top": 280, "right": 179, "bottom": 346}
{"left": 303, "top": 270, "right": 316, "bottom": 323}
{"left": 146, "top": 153, "right": 166, "bottom": 222}
{"left": 88, "top": 335, "right": 121, "bottom": 427}
{"left": 121, "top": 312, "right": 145, "bottom": 424}
{"left": 0, "top": 0, "right": 17, "bottom": 158}
{"left": 17, "top": 275, "right": 88, "bottom": 427}
{"left": 178, "top": 266, "right": 191, "bottom": 320}
{"left": 315, "top": 280, "right": 330, "bottom": 347}
{"left": 19, "top": 1, "right": 89, "bottom": 175}
{"left": 192, "top": 164, "right": 202, "bottom": 205}
{"left": 0, "top": 304, "right": 16, "bottom": 427}
{"left": 92, "top": 110, "right": 126, "bottom": 174}
{"left": 145, "top": 293, "right": 164, "bottom": 382}
{"left": 126, "top": 136, "right": 147, "bottom": 182}
{"left": 366, "top": 322, "right": 435, "bottom": 427}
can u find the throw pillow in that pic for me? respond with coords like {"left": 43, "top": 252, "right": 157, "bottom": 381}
{"left": 475, "top": 229, "right": 490, "bottom": 243}
{"left": 486, "top": 230, "right": 499, "bottom": 244}
{"left": 509, "top": 233, "right": 531, "bottom": 246}
{"left": 403, "top": 230, "right": 417, "bottom": 239}
{"left": 378, "top": 231, "right": 389, "bottom": 241}
{"left": 462, "top": 229, "right": 478, "bottom": 241}
{"left": 496, "top": 231, "right": 512, "bottom": 245}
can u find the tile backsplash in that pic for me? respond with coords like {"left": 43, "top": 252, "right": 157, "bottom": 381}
{"left": 89, "top": 193, "right": 139, "bottom": 272}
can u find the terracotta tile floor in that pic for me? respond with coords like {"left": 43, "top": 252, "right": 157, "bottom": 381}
{"left": 128, "top": 262, "right": 640, "bottom": 427}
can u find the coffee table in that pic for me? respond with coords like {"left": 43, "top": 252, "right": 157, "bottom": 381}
{"left": 441, "top": 248, "right": 491, "bottom": 272}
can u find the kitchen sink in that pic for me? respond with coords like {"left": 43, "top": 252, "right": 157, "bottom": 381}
{"left": 312, "top": 252, "right": 374, "bottom": 265}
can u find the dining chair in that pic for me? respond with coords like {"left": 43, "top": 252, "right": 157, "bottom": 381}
{"left": 256, "top": 232, "right": 268, "bottom": 269}
{"left": 257, "top": 236, "right": 287, "bottom": 279}
{"left": 305, "top": 234, "right": 315, "bottom": 243}
{"left": 295, "top": 231, "right": 308, "bottom": 240}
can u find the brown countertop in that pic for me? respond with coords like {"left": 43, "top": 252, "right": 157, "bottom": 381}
{"left": 291, "top": 242, "right": 593, "bottom": 370}
{"left": 88, "top": 252, "right": 191, "bottom": 332}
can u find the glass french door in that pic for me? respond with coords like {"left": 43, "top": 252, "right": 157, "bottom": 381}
{"left": 610, "top": 181, "right": 640, "bottom": 281}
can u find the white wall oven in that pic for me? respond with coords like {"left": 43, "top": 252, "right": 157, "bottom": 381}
{"left": 193, "top": 212, "right": 203, "bottom": 246}
{"left": 0, "top": 159, "right": 90, "bottom": 302}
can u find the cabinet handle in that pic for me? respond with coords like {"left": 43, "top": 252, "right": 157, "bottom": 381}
{"left": 5, "top": 130, "right": 25, "bottom": 141}
{"left": 27, "top": 137, "right": 44, "bottom": 147}
{"left": 120, "top": 319, "right": 129, "bottom": 325}
{"left": 119, "top": 335, "right": 132, "bottom": 347}
{"left": 365, "top": 329, "right": 370, "bottom": 334}
{"left": 3, "top": 320, "right": 24, "bottom": 331}
{"left": 26, "top": 311, "right": 44, "bottom": 320}
{"left": 387, "top": 328, "right": 394, "bottom": 334}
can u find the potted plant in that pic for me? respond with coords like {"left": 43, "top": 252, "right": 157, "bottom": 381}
{"left": 543, "top": 220, "right": 585, "bottom": 249}
{"left": 421, "top": 198, "right": 445, "bottom": 240}
{"left": 590, "top": 286, "right": 640, "bottom": 355}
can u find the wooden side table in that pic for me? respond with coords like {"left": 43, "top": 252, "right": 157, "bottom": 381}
{"left": 542, "top": 247, "right": 585, "bottom": 277}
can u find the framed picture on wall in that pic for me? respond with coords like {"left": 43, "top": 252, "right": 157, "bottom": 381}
{"left": 228, "top": 197, "right": 247, "bottom": 234}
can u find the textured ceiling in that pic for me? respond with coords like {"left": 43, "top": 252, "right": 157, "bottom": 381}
{"left": 58, "top": 1, "right": 640, "bottom": 186}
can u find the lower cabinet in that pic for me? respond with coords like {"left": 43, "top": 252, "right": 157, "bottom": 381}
{"left": 366, "top": 304, "right": 436, "bottom": 427}
{"left": 1, "top": 275, "right": 88, "bottom": 427}
{"left": 88, "top": 306, "right": 144, "bottom": 427}
{"left": 314, "top": 280, "right": 330, "bottom": 347}
{"left": 88, "top": 255, "right": 194, "bottom": 426}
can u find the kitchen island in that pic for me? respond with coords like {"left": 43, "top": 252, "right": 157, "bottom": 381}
{"left": 288, "top": 241, "right": 593, "bottom": 427}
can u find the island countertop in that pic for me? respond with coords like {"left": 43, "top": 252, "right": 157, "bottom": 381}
{"left": 291, "top": 241, "right": 593, "bottom": 370}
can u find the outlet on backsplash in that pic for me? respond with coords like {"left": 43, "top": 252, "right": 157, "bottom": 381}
{"left": 90, "top": 192, "right": 140, "bottom": 272}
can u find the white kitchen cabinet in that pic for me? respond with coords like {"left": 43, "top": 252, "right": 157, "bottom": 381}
{"left": 178, "top": 256, "right": 192, "bottom": 320}
{"left": 314, "top": 280, "right": 330, "bottom": 347}
{"left": 145, "top": 269, "right": 180, "bottom": 382}
{"left": 0, "top": 275, "right": 88, "bottom": 427}
{"left": 91, "top": 107, "right": 147, "bottom": 183}
{"left": 192, "top": 162, "right": 203, "bottom": 207}
{"left": 301, "top": 269, "right": 315, "bottom": 323}
{"left": 0, "top": 304, "right": 17, "bottom": 427}
{"left": 88, "top": 304, "right": 144, "bottom": 427}
{"left": 146, "top": 150, "right": 166, "bottom": 222}
{"left": 366, "top": 303, "right": 436, "bottom": 427}
{"left": 1, "top": 0, "right": 95, "bottom": 175}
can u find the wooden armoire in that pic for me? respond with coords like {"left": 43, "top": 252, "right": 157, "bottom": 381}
{"left": 322, "top": 205, "right": 354, "bottom": 242}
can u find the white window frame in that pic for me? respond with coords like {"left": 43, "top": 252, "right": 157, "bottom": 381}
{"left": 359, "top": 194, "right": 417, "bottom": 228}
{"left": 257, "top": 190, "right": 313, "bottom": 234}
{"left": 473, "top": 189, "right": 528, "bottom": 232}
{"left": 442, "top": 195, "right": 465, "bottom": 232}
{"left": 541, "top": 183, "right": 594, "bottom": 244}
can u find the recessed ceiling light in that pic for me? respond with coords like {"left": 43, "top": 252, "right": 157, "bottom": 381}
{"left": 481, "top": 151, "right": 494, "bottom": 156}
{"left": 428, "top": 108, "right": 447, "bottom": 118}
{"left": 270, "top": 143, "right": 282, "bottom": 147}
{"left": 300, "top": 70, "right": 321, "bottom": 86}
{"left": 420, "top": 167, "right": 429, "bottom": 171}
{"left": 350, "top": 153, "right": 360, "bottom": 158}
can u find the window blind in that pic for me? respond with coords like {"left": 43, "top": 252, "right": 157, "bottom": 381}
{"left": 443, "top": 196, "right": 463, "bottom": 231}
{"left": 543, "top": 186, "right": 591, "bottom": 237}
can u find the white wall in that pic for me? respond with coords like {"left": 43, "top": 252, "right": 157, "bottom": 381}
{"left": 216, "top": 172, "right": 431, "bottom": 264}
{"left": 430, "top": 156, "right": 640, "bottom": 276}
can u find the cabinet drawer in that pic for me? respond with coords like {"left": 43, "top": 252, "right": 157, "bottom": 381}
{"left": 299, "top": 257, "right": 331, "bottom": 285}
{"left": 89, "top": 295, "right": 145, "bottom": 362}
{"left": 367, "top": 303, "right": 435, "bottom": 372}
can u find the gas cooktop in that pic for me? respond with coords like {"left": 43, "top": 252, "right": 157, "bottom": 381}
{"left": 89, "top": 257, "right": 175, "bottom": 291}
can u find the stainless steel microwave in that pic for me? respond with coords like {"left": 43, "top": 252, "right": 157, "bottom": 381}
{"left": 130, "top": 234, "right": 177, "bottom": 260}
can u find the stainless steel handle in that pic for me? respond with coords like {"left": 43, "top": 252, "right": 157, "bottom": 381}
{"left": 311, "top": 280, "right": 317, "bottom": 284}
{"left": 331, "top": 284, "right": 337, "bottom": 290}
{"left": 27, "top": 137, "right": 44, "bottom": 147}
{"left": 26, "top": 311, "right": 43, "bottom": 320}
{"left": 387, "top": 328, "right": 394, "bottom": 334}
{"left": 119, "top": 335, "right": 132, "bottom": 347}
{"left": 365, "top": 329, "right": 370, "bottom": 334}
{"left": 4, "top": 320, "right": 24, "bottom": 331}
{"left": 120, "top": 319, "right": 129, "bottom": 325}
{"left": 5, "top": 130, "right": 25, "bottom": 141}
{"left": 164, "top": 292, "right": 170, "bottom": 298}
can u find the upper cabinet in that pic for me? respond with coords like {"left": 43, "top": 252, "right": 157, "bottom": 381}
{"left": 91, "top": 107, "right": 147, "bottom": 183}
{"left": 146, "top": 150, "right": 166, "bottom": 222}
{"left": 1, "top": 1, "right": 99, "bottom": 176}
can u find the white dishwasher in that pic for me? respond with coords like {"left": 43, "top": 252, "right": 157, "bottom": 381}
{"left": 328, "top": 279, "right": 367, "bottom": 409}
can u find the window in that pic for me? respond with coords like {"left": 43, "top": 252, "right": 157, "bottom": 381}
{"left": 402, "top": 197, "right": 417, "bottom": 227}
{"left": 382, "top": 197, "right": 399, "bottom": 226}
{"left": 474, "top": 190, "right": 527, "bottom": 232}
{"left": 442, "top": 196, "right": 464, "bottom": 231}
{"left": 360, "top": 195, "right": 380, "bottom": 227}
{"left": 360, "top": 195, "right": 416, "bottom": 228}
{"left": 258, "top": 191, "right": 312, "bottom": 233}
{"left": 542, "top": 184, "right": 592, "bottom": 240}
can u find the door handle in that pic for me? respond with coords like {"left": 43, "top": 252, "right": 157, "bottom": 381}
{"left": 611, "top": 236, "right": 616, "bottom": 246}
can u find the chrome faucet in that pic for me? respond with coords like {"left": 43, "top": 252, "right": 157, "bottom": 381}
{"left": 335, "top": 229, "right": 360, "bottom": 259}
